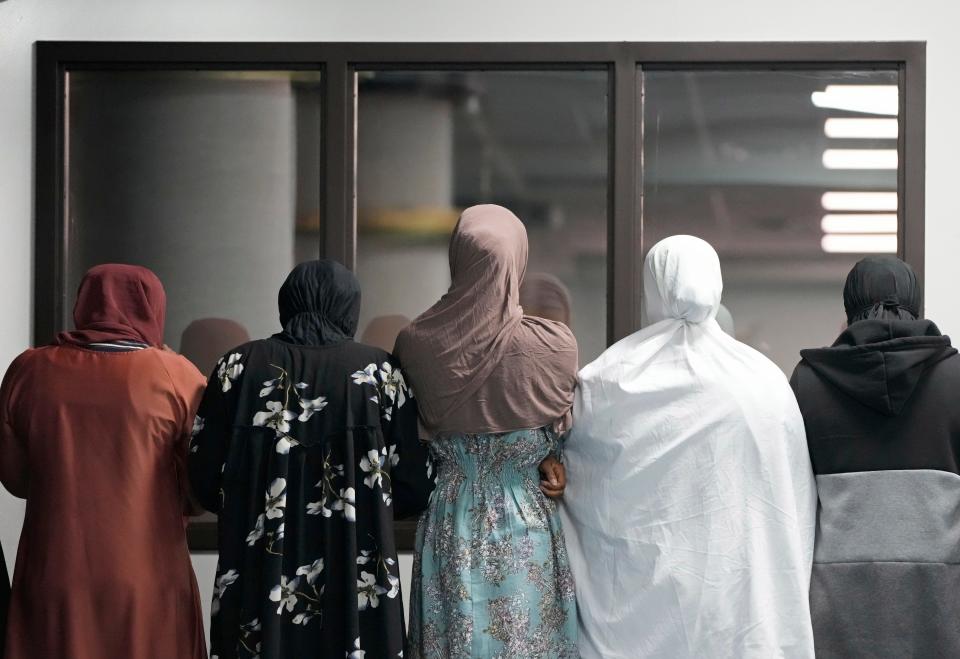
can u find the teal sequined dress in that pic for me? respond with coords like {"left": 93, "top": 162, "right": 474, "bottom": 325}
{"left": 407, "top": 427, "right": 578, "bottom": 658}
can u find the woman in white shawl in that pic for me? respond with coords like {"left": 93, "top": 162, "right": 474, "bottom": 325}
{"left": 561, "top": 235, "right": 817, "bottom": 659}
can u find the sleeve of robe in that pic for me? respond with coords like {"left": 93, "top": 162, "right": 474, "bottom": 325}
{"left": 156, "top": 350, "right": 207, "bottom": 516}
{"left": 385, "top": 357, "right": 435, "bottom": 520}
{"left": 188, "top": 362, "right": 235, "bottom": 514}
{"left": 0, "top": 352, "right": 31, "bottom": 499}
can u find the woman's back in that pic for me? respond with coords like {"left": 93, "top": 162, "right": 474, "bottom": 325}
{"left": 0, "top": 343, "right": 206, "bottom": 659}
{"left": 572, "top": 329, "right": 808, "bottom": 509}
{"left": 190, "top": 336, "right": 430, "bottom": 518}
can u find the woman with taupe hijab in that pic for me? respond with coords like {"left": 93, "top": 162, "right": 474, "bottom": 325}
{"left": 396, "top": 205, "right": 579, "bottom": 658}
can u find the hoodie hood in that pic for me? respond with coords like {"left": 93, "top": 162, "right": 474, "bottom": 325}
{"left": 800, "top": 319, "right": 956, "bottom": 416}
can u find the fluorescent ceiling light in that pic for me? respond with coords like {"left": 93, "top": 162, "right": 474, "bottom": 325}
{"left": 821, "top": 191, "right": 898, "bottom": 212}
{"left": 821, "top": 214, "right": 897, "bottom": 234}
{"left": 811, "top": 85, "right": 899, "bottom": 116}
{"left": 821, "top": 233, "right": 897, "bottom": 254}
{"left": 822, "top": 148, "right": 898, "bottom": 170}
{"left": 824, "top": 118, "right": 898, "bottom": 139}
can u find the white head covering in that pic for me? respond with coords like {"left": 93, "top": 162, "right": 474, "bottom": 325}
{"left": 561, "top": 235, "right": 817, "bottom": 659}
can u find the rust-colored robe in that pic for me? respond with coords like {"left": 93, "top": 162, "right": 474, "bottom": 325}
{"left": 0, "top": 344, "right": 207, "bottom": 659}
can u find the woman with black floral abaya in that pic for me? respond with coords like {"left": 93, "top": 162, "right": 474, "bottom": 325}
{"left": 189, "top": 259, "right": 434, "bottom": 659}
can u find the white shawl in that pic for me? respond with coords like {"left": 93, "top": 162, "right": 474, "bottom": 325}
{"left": 561, "top": 235, "right": 816, "bottom": 659}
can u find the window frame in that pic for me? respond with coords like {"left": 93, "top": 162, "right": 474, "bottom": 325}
{"left": 34, "top": 41, "right": 927, "bottom": 551}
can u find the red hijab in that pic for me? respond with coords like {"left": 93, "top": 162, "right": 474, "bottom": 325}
{"left": 57, "top": 264, "right": 166, "bottom": 347}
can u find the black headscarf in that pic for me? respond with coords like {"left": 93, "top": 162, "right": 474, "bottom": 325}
{"left": 843, "top": 256, "right": 921, "bottom": 325}
{"left": 273, "top": 260, "right": 361, "bottom": 345}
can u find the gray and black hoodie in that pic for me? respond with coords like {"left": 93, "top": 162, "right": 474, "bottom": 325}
{"left": 791, "top": 318, "right": 959, "bottom": 658}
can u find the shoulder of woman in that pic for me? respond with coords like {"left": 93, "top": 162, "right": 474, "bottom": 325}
{"left": 521, "top": 315, "right": 577, "bottom": 346}
{"left": 391, "top": 326, "right": 412, "bottom": 358}
{"left": 347, "top": 342, "right": 398, "bottom": 374}
{"left": 788, "top": 359, "right": 807, "bottom": 386}
{"left": 744, "top": 354, "right": 802, "bottom": 411}
{"left": 215, "top": 338, "right": 261, "bottom": 359}
{"left": 3, "top": 346, "right": 71, "bottom": 383}
{"left": 0, "top": 348, "right": 43, "bottom": 389}
{"left": 151, "top": 348, "right": 206, "bottom": 388}
{"left": 4, "top": 347, "right": 41, "bottom": 370}
{"left": 200, "top": 339, "right": 265, "bottom": 375}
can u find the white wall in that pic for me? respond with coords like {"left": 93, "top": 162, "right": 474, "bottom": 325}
{"left": 2, "top": 0, "right": 959, "bottom": 639}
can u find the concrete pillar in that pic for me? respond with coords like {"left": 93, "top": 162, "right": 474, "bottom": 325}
{"left": 355, "top": 88, "right": 457, "bottom": 335}
{"left": 67, "top": 70, "right": 300, "bottom": 348}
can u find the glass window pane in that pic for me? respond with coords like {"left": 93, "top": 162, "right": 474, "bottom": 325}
{"left": 642, "top": 69, "right": 899, "bottom": 372}
{"left": 66, "top": 69, "right": 322, "bottom": 369}
{"left": 355, "top": 70, "right": 609, "bottom": 364}
{"left": 66, "top": 69, "right": 322, "bottom": 553}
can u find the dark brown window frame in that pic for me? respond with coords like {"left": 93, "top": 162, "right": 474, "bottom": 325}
{"left": 34, "top": 41, "right": 927, "bottom": 551}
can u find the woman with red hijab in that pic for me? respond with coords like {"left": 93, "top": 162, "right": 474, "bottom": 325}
{"left": 0, "top": 264, "right": 208, "bottom": 659}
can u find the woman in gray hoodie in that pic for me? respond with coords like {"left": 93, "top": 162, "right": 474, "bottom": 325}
{"left": 791, "top": 255, "right": 960, "bottom": 658}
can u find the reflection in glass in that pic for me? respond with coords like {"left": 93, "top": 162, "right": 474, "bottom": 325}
{"left": 355, "top": 70, "right": 609, "bottom": 363}
{"left": 520, "top": 272, "right": 573, "bottom": 326}
{"left": 360, "top": 314, "right": 412, "bottom": 353}
{"left": 66, "top": 70, "right": 323, "bottom": 363}
{"left": 179, "top": 318, "right": 252, "bottom": 376}
{"left": 642, "top": 69, "right": 899, "bottom": 372}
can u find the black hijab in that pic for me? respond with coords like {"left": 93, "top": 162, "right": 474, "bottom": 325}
{"left": 273, "top": 260, "right": 361, "bottom": 345}
{"left": 843, "top": 256, "right": 921, "bottom": 325}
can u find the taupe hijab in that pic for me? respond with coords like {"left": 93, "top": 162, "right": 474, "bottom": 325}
{"left": 395, "top": 205, "right": 578, "bottom": 435}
